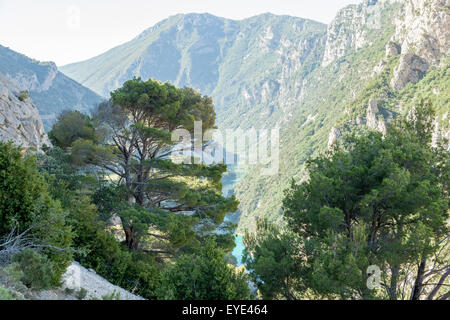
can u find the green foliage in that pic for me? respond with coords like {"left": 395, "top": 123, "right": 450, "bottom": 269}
{"left": 397, "top": 59, "right": 450, "bottom": 131}
{"left": 0, "top": 286, "right": 17, "bottom": 300}
{"left": 53, "top": 78, "right": 237, "bottom": 251}
{"left": 248, "top": 106, "right": 449, "bottom": 300}
{"left": 244, "top": 220, "right": 304, "bottom": 300}
{"left": 48, "top": 110, "right": 98, "bottom": 150}
{"left": 159, "top": 239, "right": 250, "bottom": 300}
{"left": 102, "top": 291, "right": 121, "bottom": 300}
{"left": 37, "top": 77, "right": 239, "bottom": 299}
{"left": 0, "top": 265, "right": 28, "bottom": 300}
{"left": 0, "top": 142, "right": 72, "bottom": 283}
{"left": 11, "top": 249, "right": 54, "bottom": 290}
{"left": 18, "top": 90, "right": 29, "bottom": 102}
{"left": 0, "top": 142, "right": 44, "bottom": 235}
{"left": 76, "top": 287, "right": 88, "bottom": 300}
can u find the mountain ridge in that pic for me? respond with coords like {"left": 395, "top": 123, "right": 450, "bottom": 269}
{"left": 60, "top": 13, "right": 327, "bottom": 130}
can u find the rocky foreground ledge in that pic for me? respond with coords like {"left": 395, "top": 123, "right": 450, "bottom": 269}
{"left": 34, "top": 262, "right": 145, "bottom": 300}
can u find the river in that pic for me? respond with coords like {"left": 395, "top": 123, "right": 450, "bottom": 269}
{"left": 221, "top": 165, "right": 247, "bottom": 266}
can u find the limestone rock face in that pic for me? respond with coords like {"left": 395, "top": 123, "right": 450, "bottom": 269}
{"left": 385, "top": 41, "right": 401, "bottom": 57}
{"left": 0, "top": 45, "right": 103, "bottom": 130}
{"left": 390, "top": 53, "right": 430, "bottom": 90}
{"left": 0, "top": 73, "right": 50, "bottom": 151}
{"left": 366, "top": 99, "right": 387, "bottom": 136}
{"left": 322, "top": 0, "right": 389, "bottom": 67}
{"left": 323, "top": 0, "right": 449, "bottom": 91}
{"left": 391, "top": 0, "right": 449, "bottom": 64}
{"left": 389, "top": 0, "right": 450, "bottom": 89}
{"left": 8, "top": 62, "right": 58, "bottom": 93}
{"left": 328, "top": 127, "right": 342, "bottom": 148}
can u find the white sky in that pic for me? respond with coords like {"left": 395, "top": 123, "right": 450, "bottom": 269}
{"left": 0, "top": 0, "right": 361, "bottom": 66}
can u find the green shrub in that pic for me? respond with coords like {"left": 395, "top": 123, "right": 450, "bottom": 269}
{"left": 0, "top": 265, "right": 28, "bottom": 300}
{"left": 0, "top": 142, "right": 73, "bottom": 285}
{"left": 102, "top": 291, "right": 121, "bottom": 300}
{"left": 12, "top": 249, "right": 54, "bottom": 290}
{"left": 18, "top": 90, "right": 29, "bottom": 102}
{"left": 76, "top": 287, "right": 88, "bottom": 300}
{"left": 0, "top": 286, "right": 15, "bottom": 300}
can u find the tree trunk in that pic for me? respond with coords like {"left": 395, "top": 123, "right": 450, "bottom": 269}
{"left": 124, "top": 157, "right": 136, "bottom": 205}
{"left": 410, "top": 259, "right": 426, "bottom": 300}
{"left": 427, "top": 268, "right": 450, "bottom": 300}
{"left": 124, "top": 227, "right": 139, "bottom": 250}
{"left": 388, "top": 266, "right": 399, "bottom": 300}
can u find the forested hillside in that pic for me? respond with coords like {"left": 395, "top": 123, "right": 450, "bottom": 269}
{"left": 235, "top": 0, "right": 449, "bottom": 232}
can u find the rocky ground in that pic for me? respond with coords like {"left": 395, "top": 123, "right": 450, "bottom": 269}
{"left": 33, "top": 262, "right": 145, "bottom": 300}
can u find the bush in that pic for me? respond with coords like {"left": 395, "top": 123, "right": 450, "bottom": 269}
{"left": 18, "top": 90, "right": 29, "bottom": 102}
{"left": 0, "top": 286, "right": 16, "bottom": 300}
{"left": 0, "top": 142, "right": 73, "bottom": 284}
{"left": 0, "top": 265, "right": 28, "bottom": 300}
{"left": 76, "top": 287, "right": 88, "bottom": 300}
{"left": 159, "top": 239, "right": 250, "bottom": 300}
{"left": 102, "top": 291, "right": 121, "bottom": 300}
{"left": 12, "top": 249, "right": 54, "bottom": 290}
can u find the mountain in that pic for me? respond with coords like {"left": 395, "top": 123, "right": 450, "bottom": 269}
{"left": 61, "top": 13, "right": 327, "bottom": 129}
{"left": 60, "top": 0, "right": 449, "bottom": 233}
{"left": 0, "top": 72, "right": 50, "bottom": 150}
{"left": 0, "top": 45, "right": 104, "bottom": 130}
{"left": 234, "top": 0, "right": 449, "bottom": 232}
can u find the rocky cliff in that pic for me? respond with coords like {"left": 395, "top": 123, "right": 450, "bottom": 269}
{"left": 322, "top": 0, "right": 388, "bottom": 67}
{"left": 0, "top": 73, "right": 50, "bottom": 150}
{"left": 0, "top": 45, "right": 103, "bottom": 130}
{"left": 390, "top": 0, "right": 450, "bottom": 89}
{"left": 236, "top": 0, "right": 449, "bottom": 232}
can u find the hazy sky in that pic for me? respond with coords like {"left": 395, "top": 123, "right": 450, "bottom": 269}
{"left": 0, "top": 0, "right": 361, "bottom": 66}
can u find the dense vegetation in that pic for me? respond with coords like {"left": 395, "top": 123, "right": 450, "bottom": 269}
{"left": 0, "top": 78, "right": 250, "bottom": 300}
{"left": 245, "top": 105, "right": 449, "bottom": 300}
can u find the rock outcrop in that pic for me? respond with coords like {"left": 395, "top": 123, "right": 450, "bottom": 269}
{"left": 328, "top": 127, "right": 342, "bottom": 148}
{"left": 390, "top": 53, "right": 429, "bottom": 90}
{"left": 8, "top": 62, "right": 58, "bottom": 93}
{"left": 322, "top": 0, "right": 389, "bottom": 67}
{"left": 366, "top": 98, "right": 387, "bottom": 135}
{"left": 0, "top": 45, "right": 103, "bottom": 130}
{"left": 0, "top": 73, "right": 50, "bottom": 151}
{"left": 62, "top": 262, "right": 144, "bottom": 300}
{"left": 389, "top": 0, "right": 450, "bottom": 89}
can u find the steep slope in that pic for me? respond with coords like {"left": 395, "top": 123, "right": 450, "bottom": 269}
{"left": 61, "top": 13, "right": 327, "bottom": 129}
{"left": 0, "top": 45, "right": 104, "bottom": 130}
{"left": 235, "top": 0, "right": 449, "bottom": 233}
{"left": 59, "top": 1, "right": 449, "bottom": 234}
{"left": 0, "top": 73, "right": 50, "bottom": 150}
